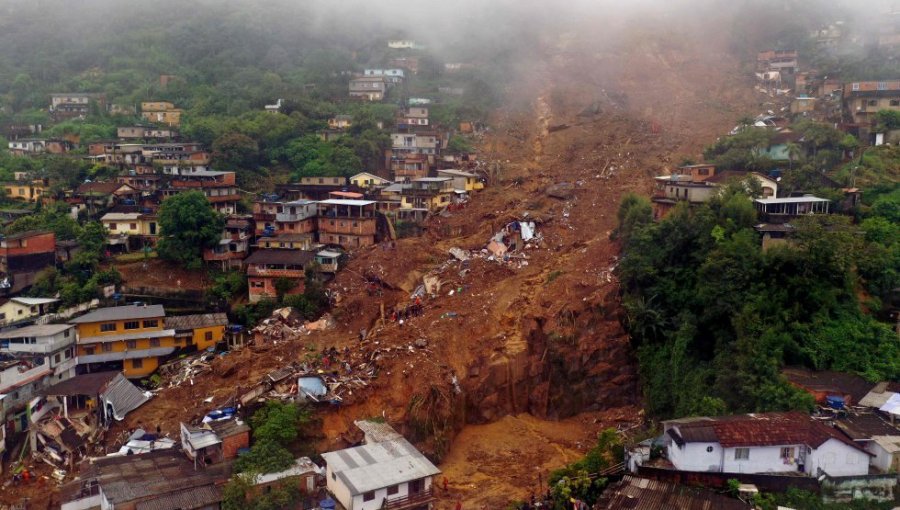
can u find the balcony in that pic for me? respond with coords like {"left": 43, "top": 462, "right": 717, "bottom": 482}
{"left": 383, "top": 488, "right": 436, "bottom": 510}
{"left": 317, "top": 217, "right": 377, "bottom": 236}
{"left": 276, "top": 211, "right": 315, "bottom": 222}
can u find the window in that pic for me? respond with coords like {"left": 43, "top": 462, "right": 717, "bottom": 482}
{"left": 132, "top": 358, "right": 143, "bottom": 369}
{"left": 698, "top": 168, "right": 709, "bottom": 176}
{"left": 84, "top": 347, "right": 95, "bottom": 355}
{"left": 130, "top": 223, "right": 137, "bottom": 230}
{"left": 126, "top": 340, "right": 137, "bottom": 349}
{"left": 780, "top": 447, "right": 794, "bottom": 459}
{"left": 124, "top": 321, "right": 140, "bottom": 330}
{"left": 706, "top": 446, "right": 714, "bottom": 452}
{"left": 102, "top": 343, "right": 113, "bottom": 352}
{"left": 878, "top": 82, "right": 887, "bottom": 90}
{"left": 64, "top": 329, "right": 70, "bottom": 338}
{"left": 852, "top": 82, "right": 860, "bottom": 91}
{"left": 734, "top": 448, "right": 750, "bottom": 460}
{"left": 64, "top": 349, "right": 71, "bottom": 359}
{"left": 363, "top": 492, "right": 375, "bottom": 502}
{"left": 891, "top": 100, "right": 900, "bottom": 107}
{"left": 387, "top": 485, "right": 399, "bottom": 495}
{"left": 54, "top": 353, "right": 61, "bottom": 363}
{"left": 150, "top": 338, "right": 160, "bottom": 347}
{"left": 143, "top": 320, "right": 158, "bottom": 328}
{"left": 109, "top": 223, "right": 117, "bottom": 230}
{"left": 101, "top": 323, "right": 117, "bottom": 332}
{"left": 868, "top": 99, "right": 878, "bottom": 107}
{"left": 205, "top": 331, "right": 213, "bottom": 341}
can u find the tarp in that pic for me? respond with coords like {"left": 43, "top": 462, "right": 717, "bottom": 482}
{"left": 298, "top": 376, "right": 327, "bottom": 400}
{"left": 880, "top": 393, "right": 900, "bottom": 416}
{"left": 520, "top": 221, "right": 536, "bottom": 241}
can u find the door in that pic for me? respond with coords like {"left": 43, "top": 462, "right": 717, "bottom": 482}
{"left": 149, "top": 222, "right": 157, "bottom": 235}
{"left": 409, "top": 479, "right": 422, "bottom": 494}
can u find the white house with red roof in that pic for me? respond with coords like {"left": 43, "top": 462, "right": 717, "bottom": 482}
{"left": 663, "top": 412, "right": 871, "bottom": 477}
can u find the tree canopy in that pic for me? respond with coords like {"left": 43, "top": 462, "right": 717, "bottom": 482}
{"left": 156, "top": 191, "right": 225, "bottom": 269}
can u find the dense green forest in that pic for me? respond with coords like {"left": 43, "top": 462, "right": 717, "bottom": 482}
{"left": 616, "top": 182, "right": 900, "bottom": 419}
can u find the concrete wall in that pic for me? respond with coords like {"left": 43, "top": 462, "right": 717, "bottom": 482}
{"left": 722, "top": 445, "right": 804, "bottom": 474}
{"left": 865, "top": 441, "right": 895, "bottom": 473}
{"left": 668, "top": 440, "right": 724, "bottom": 472}
{"left": 809, "top": 438, "right": 870, "bottom": 477}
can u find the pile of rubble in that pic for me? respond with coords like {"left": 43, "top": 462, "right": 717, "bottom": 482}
{"left": 157, "top": 351, "right": 218, "bottom": 388}
{"left": 250, "top": 307, "right": 335, "bottom": 343}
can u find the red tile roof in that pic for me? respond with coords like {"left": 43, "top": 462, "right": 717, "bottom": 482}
{"left": 675, "top": 412, "right": 871, "bottom": 454}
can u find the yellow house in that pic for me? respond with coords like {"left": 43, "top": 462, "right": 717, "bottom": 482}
{"left": 101, "top": 212, "right": 159, "bottom": 236}
{"left": 3, "top": 181, "right": 48, "bottom": 202}
{"left": 0, "top": 297, "right": 58, "bottom": 326}
{"left": 164, "top": 313, "right": 228, "bottom": 352}
{"left": 350, "top": 172, "right": 392, "bottom": 189}
{"left": 71, "top": 304, "right": 176, "bottom": 378}
{"left": 436, "top": 169, "right": 484, "bottom": 191}
{"left": 141, "top": 101, "right": 183, "bottom": 127}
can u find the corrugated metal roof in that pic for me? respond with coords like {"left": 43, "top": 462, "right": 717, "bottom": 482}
{"left": 595, "top": 476, "right": 751, "bottom": 510}
{"left": 10, "top": 297, "right": 58, "bottom": 305}
{"left": 101, "top": 373, "right": 151, "bottom": 420}
{"left": 0, "top": 324, "right": 72, "bottom": 338}
{"left": 321, "top": 437, "right": 440, "bottom": 496}
{"left": 70, "top": 305, "right": 165, "bottom": 324}
{"left": 42, "top": 371, "right": 119, "bottom": 396}
{"left": 164, "top": 313, "right": 227, "bottom": 332}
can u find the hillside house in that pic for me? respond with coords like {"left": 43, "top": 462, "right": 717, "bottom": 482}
{"left": 843, "top": 81, "right": 900, "bottom": 126}
{"left": 180, "top": 422, "right": 224, "bottom": 467}
{"left": 329, "top": 115, "right": 353, "bottom": 129}
{"left": 256, "top": 234, "right": 316, "bottom": 251}
{"left": 255, "top": 457, "right": 323, "bottom": 498}
{"left": 164, "top": 313, "right": 228, "bottom": 352}
{"left": 664, "top": 412, "right": 871, "bottom": 477}
{"left": 3, "top": 179, "right": 49, "bottom": 203}
{"left": 322, "top": 421, "right": 440, "bottom": 510}
{"left": 350, "top": 172, "right": 392, "bottom": 189}
{"left": 317, "top": 199, "right": 378, "bottom": 248}
{"left": 397, "top": 107, "right": 429, "bottom": 130}
{"left": 71, "top": 304, "right": 176, "bottom": 378}
{"left": 76, "top": 181, "right": 139, "bottom": 211}
{"left": 265, "top": 98, "right": 283, "bottom": 114}
{"left": 117, "top": 126, "right": 175, "bottom": 139}
{"left": 436, "top": 169, "right": 483, "bottom": 191}
{"left": 245, "top": 249, "right": 316, "bottom": 303}
{"left": 100, "top": 212, "right": 158, "bottom": 251}
{"left": 389, "top": 57, "right": 419, "bottom": 74}
{"left": 757, "top": 50, "right": 799, "bottom": 75}
{"left": 276, "top": 176, "right": 360, "bottom": 202}
{"left": 0, "top": 296, "right": 58, "bottom": 326}
{"left": 390, "top": 153, "right": 429, "bottom": 181}
{"left": 59, "top": 449, "right": 231, "bottom": 510}
{"left": 399, "top": 177, "right": 454, "bottom": 211}
{"left": 207, "top": 419, "right": 251, "bottom": 459}
{"left": 705, "top": 170, "right": 778, "bottom": 198}
{"left": 834, "top": 412, "right": 900, "bottom": 473}
{"left": 651, "top": 175, "right": 718, "bottom": 218}
{"left": 50, "top": 93, "right": 105, "bottom": 120}
{"left": 7, "top": 138, "right": 46, "bottom": 156}
{"left": 782, "top": 368, "right": 874, "bottom": 408}
{"left": 160, "top": 177, "right": 241, "bottom": 214}
{"left": 756, "top": 130, "right": 804, "bottom": 161}
{"left": 363, "top": 69, "right": 405, "bottom": 84}
{"left": 597, "top": 476, "right": 751, "bottom": 510}
{"left": 754, "top": 196, "right": 830, "bottom": 222}
{"left": 203, "top": 216, "right": 252, "bottom": 270}
{"left": 0, "top": 230, "right": 57, "bottom": 294}
{"left": 273, "top": 199, "right": 318, "bottom": 235}
{"left": 350, "top": 77, "right": 388, "bottom": 101}
{"left": 141, "top": 101, "right": 183, "bottom": 127}
{"left": 387, "top": 39, "right": 417, "bottom": 49}
{"left": 0, "top": 324, "right": 77, "bottom": 434}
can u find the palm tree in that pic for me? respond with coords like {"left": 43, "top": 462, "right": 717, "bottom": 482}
{"left": 785, "top": 142, "right": 802, "bottom": 171}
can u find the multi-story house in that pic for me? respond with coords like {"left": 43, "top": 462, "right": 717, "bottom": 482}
{"left": 317, "top": 199, "right": 378, "bottom": 249}
{"left": 0, "top": 324, "right": 77, "bottom": 438}
{"left": 275, "top": 176, "right": 361, "bottom": 201}
{"left": 0, "top": 230, "right": 57, "bottom": 294}
{"left": 245, "top": 249, "right": 316, "bottom": 303}
{"left": 159, "top": 172, "right": 240, "bottom": 214}
{"left": 203, "top": 217, "right": 252, "bottom": 270}
{"left": 396, "top": 107, "right": 429, "bottom": 130}
{"left": 117, "top": 126, "right": 176, "bottom": 139}
{"left": 100, "top": 212, "right": 159, "bottom": 251}
{"left": 141, "top": 101, "right": 183, "bottom": 127}
{"left": 363, "top": 69, "right": 405, "bottom": 84}
{"left": 756, "top": 50, "right": 799, "bottom": 75}
{"left": 71, "top": 304, "right": 177, "bottom": 379}
{"left": 2, "top": 178, "right": 49, "bottom": 203}
{"left": 390, "top": 153, "right": 429, "bottom": 181}
{"left": 399, "top": 178, "right": 454, "bottom": 212}
{"left": 49, "top": 93, "right": 105, "bottom": 120}
{"left": 273, "top": 199, "right": 318, "bottom": 235}
{"left": 843, "top": 81, "right": 900, "bottom": 126}
{"left": 7, "top": 138, "right": 46, "bottom": 156}
{"left": 350, "top": 172, "right": 392, "bottom": 190}
{"left": 350, "top": 77, "right": 388, "bottom": 101}
{"left": 328, "top": 115, "right": 353, "bottom": 130}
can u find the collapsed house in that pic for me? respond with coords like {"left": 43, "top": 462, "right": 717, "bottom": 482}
{"left": 33, "top": 371, "right": 150, "bottom": 469}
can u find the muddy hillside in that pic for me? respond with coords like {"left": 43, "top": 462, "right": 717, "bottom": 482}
{"left": 114, "top": 13, "right": 760, "bottom": 505}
